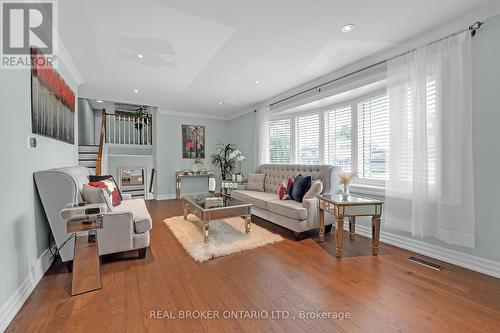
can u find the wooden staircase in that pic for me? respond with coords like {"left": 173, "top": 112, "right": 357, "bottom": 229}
{"left": 78, "top": 145, "right": 99, "bottom": 172}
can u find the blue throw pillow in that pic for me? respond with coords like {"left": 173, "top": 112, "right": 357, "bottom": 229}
{"left": 291, "top": 174, "right": 312, "bottom": 203}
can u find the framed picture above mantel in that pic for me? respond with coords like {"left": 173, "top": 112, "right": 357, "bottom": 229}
{"left": 182, "top": 125, "right": 205, "bottom": 159}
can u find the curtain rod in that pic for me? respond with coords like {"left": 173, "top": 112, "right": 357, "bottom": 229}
{"left": 269, "top": 21, "right": 483, "bottom": 108}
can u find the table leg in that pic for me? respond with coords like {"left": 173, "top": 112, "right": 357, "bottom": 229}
{"left": 176, "top": 176, "right": 181, "bottom": 200}
{"left": 318, "top": 204, "right": 325, "bottom": 242}
{"left": 72, "top": 235, "right": 101, "bottom": 296}
{"left": 335, "top": 215, "right": 344, "bottom": 258}
{"left": 349, "top": 216, "right": 356, "bottom": 240}
{"left": 203, "top": 220, "right": 209, "bottom": 243}
{"left": 372, "top": 216, "right": 381, "bottom": 255}
{"left": 183, "top": 203, "right": 188, "bottom": 220}
{"left": 245, "top": 215, "right": 251, "bottom": 234}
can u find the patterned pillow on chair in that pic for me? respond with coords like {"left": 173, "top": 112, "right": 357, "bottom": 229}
{"left": 88, "top": 178, "right": 121, "bottom": 206}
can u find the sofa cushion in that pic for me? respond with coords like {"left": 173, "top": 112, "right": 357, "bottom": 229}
{"left": 231, "top": 190, "right": 277, "bottom": 210}
{"left": 247, "top": 173, "right": 266, "bottom": 192}
{"left": 88, "top": 179, "right": 121, "bottom": 206}
{"left": 89, "top": 175, "right": 122, "bottom": 200}
{"left": 112, "top": 198, "right": 152, "bottom": 233}
{"left": 82, "top": 184, "right": 113, "bottom": 210}
{"left": 278, "top": 176, "right": 294, "bottom": 200}
{"left": 303, "top": 180, "right": 323, "bottom": 201}
{"left": 291, "top": 174, "right": 312, "bottom": 203}
{"left": 268, "top": 199, "right": 308, "bottom": 220}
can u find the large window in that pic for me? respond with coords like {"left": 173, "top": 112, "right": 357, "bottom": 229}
{"left": 324, "top": 105, "right": 352, "bottom": 171}
{"left": 295, "top": 114, "right": 320, "bottom": 164}
{"left": 269, "top": 118, "right": 291, "bottom": 163}
{"left": 357, "top": 94, "right": 390, "bottom": 181}
{"left": 268, "top": 89, "right": 389, "bottom": 186}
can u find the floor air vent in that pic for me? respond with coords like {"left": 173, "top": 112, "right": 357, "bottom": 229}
{"left": 407, "top": 256, "right": 444, "bottom": 271}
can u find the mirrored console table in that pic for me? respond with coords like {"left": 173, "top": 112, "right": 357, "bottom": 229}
{"left": 175, "top": 171, "right": 214, "bottom": 199}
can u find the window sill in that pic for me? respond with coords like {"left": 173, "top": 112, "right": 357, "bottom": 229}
{"left": 350, "top": 183, "right": 385, "bottom": 197}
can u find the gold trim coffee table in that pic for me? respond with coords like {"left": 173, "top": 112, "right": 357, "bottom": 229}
{"left": 317, "top": 193, "right": 384, "bottom": 258}
{"left": 182, "top": 193, "right": 252, "bottom": 243}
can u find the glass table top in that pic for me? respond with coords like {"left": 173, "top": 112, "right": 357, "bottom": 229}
{"left": 182, "top": 193, "right": 250, "bottom": 210}
{"left": 318, "top": 193, "right": 384, "bottom": 205}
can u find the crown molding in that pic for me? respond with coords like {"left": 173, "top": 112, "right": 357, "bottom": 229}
{"left": 157, "top": 108, "right": 255, "bottom": 121}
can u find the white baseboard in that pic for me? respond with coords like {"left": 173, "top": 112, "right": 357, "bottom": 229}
{"left": 0, "top": 248, "right": 54, "bottom": 332}
{"left": 347, "top": 224, "right": 500, "bottom": 279}
{"left": 155, "top": 194, "right": 177, "bottom": 200}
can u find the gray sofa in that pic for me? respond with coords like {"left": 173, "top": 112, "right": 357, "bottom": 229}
{"left": 34, "top": 166, "right": 152, "bottom": 263}
{"left": 232, "top": 164, "right": 340, "bottom": 237}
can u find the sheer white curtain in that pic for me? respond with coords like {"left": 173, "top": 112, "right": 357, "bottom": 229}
{"left": 385, "top": 31, "right": 475, "bottom": 247}
{"left": 255, "top": 106, "right": 270, "bottom": 169}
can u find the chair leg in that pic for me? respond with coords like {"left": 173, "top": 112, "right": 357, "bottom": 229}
{"left": 65, "top": 261, "right": 73, "bottom": 273}
{"left": 138, "top": 247, "right": 147, "bottom": 259}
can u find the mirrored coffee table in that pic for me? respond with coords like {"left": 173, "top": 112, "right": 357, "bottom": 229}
{"left": 182, "top": 193, "right": 252, "bottom": 243}
{"left": 317, "top": 193, "right": 384, "bottom": 258}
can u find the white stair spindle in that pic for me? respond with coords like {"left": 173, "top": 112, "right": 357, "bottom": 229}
{"left": 128, "top": 116, "right": 131, "bottom": 144}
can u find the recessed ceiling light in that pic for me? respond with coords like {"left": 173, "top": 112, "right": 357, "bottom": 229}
{"left": 218, "top": 101, "right": 223, "bottom": 105}
{"left": 341, "top": 24, "right": 354, "bottom": 33}
{"left": 253, "top": 80, "right": 260, "bottom": 84}
{"left": 96, "top": 100, "right": 103, "bottom": 103}
{"left": 133, "top": 89, "right": 139, "bottom": 93}
{"left": 136, "top": 54, "right": 144, "bottom": 59}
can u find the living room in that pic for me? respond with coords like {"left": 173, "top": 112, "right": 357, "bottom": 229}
{"left": 2, "top": 1, "right": 500, "bottom": 332}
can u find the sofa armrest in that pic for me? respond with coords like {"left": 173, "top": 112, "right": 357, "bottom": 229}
{"left": 97, "top": 211, "right": 134, "bottom": 255}
{"left": 302, "top": 197, "right": 333, "bottom": 229}
{"left": 122, "top": 193, "right": 133, "bottom": 200}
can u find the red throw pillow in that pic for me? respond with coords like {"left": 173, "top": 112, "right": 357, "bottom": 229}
{"left": 278, "top": 177, "right": 294, "bottom": 200}
{"left": 88, "top": 179, "right": 121, "bottom": 206}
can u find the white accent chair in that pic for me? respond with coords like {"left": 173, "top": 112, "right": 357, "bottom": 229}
{"left": 34, "top": 166, "right": 152, "bottom": 267}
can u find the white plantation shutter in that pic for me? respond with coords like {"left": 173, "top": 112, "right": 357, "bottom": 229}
{"left": 358, "top": 94, "right": 390, "bottom": 180}
{"left": 295, "top": 113, "right": 320, "bottom": 164}
{"left": 269, "top": 118, "right": 291, "bottom": 163}
{"left": 324, "top": 105, "right": 352, "bottom": 171}
{"left": 426, "top": 76, "right": 438, "bottom": 186}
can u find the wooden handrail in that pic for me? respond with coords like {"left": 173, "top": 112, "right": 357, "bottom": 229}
{"left": 95, "top": 109, "right": 107, "bottom": 175}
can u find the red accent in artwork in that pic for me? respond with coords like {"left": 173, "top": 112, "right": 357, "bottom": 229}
{"left": 31, "top": 48, "right": 75, "bottom": 111}
{"left": 186, "top": 141, "right": 193, "bottom": 149}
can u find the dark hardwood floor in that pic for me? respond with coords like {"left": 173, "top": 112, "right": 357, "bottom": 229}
{"left": 7, "top": 199, "right": 500, "bottom": 332}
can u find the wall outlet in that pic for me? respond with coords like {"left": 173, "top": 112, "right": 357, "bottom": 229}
{"left": 27, "top": 136, "right": 37, "bottom": 149}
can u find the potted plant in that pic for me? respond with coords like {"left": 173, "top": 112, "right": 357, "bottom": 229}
{"left": 210, "top": 141, "right": 236, "bottom": 180}
{"left": 134, "top": 105, "right": 150, "bottom": 144}
{"left": 229, "top": 149, "right": 246, "bottom": 181}
{"left": 192, "top": 158, "right": 203, "bottom": 173}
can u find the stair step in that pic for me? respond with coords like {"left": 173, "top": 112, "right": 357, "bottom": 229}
{"left": 122, "top": 189, "right": 145, "bottom": 196}
{"left": 79, "top": 160, "right": 97, "bottom": 167}
{"left": 78, "top": 145, "right": 99, "bottom": 153}
{"left": 121, "top": 184, "right": 145, "bottom": 191}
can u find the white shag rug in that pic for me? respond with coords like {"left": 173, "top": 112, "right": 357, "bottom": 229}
{"left": 164, "top": 214, "right": 283, "bottom": 262}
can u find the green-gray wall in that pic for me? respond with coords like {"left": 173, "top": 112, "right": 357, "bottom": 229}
{"left": 221, "top": 14, "right": 500, "bottom": 264}
{"left": 155, "top": 113, "right": 231, "bottom": 197}
{"left": 0, "top": 62, "right": 79, "bottom": 311}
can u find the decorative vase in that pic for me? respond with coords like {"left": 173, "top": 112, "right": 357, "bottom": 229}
{"left": 232, "top": 174, "right": 236, "bottom": 181}
{"left": 342, "top": 182, "right": 350, "bottom": 200}
{"left": 236, "top": 174, "right": 243, "bottom": 182}
{"left": 192, "top": 164, "right": 198, "bottom": 172}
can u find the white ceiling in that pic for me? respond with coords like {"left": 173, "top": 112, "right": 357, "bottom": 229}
{"left": 59, "top": 0, "right": 497, "bottom": 118}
